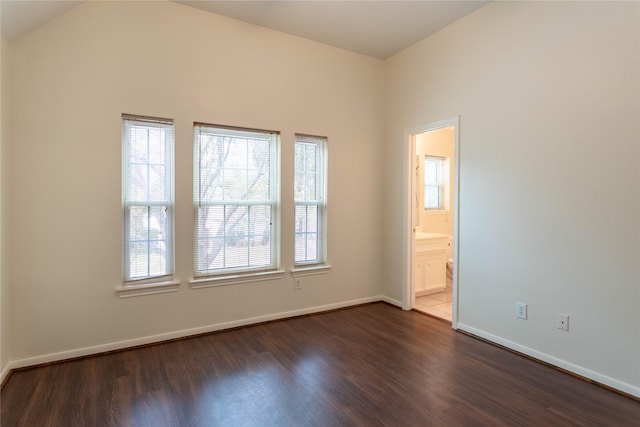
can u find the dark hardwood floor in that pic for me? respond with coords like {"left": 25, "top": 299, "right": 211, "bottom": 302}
{"left": 1, "top": 302, "right": 638, "bottom": 426}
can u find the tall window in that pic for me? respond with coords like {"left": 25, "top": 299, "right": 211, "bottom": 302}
{"left": 122, "top": 115, "right": 174, "bottom": 282}
{"left": 294, "top": 135, "right": 327, "bottom": 265}
{"left": 424, "top": 155, "right": 446, "bottom": 210}
{"left": 194, "top": 123, "right": 278, "bottom": 276}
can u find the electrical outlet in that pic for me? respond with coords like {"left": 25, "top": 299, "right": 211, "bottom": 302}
{"left": 293, "top": 278, "right": 302, "bottom": 290}
{"left": 516, "top": 302, "right": 527, "bottom": 320}
{"left": 557, "top": 313, "right": 569, "bottom": 331}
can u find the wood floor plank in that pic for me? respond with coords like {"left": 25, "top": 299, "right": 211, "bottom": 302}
{"left": 1, "top": 303, "right": 638, "bottom": 426}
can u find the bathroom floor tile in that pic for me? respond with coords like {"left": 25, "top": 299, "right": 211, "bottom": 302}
{"left": 427, "top": 293, "right": 446, "bottom": 303}
{"left": 416, "top": 304, "right": 452, "bottom": 322}
{"left": 415, "top": 296, "right": 444, "bottom": 307}
{"left": 415, "top": 289, "right": 452, "bottom": 322}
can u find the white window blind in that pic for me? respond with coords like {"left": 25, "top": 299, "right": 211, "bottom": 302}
{"left": 194, "top": 123, "right": 278, "bottom": 276}
{"left": 122, "top": 114, "right": 174, "bottom": 282}
{"left": 294, "top": 134, "right": 326, "bottom": 265}
{"left": 424, "top": 155, "right": 446, "bottom": 210}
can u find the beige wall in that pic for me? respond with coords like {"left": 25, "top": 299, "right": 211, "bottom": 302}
{"left": 416, "top": 127, "right": 454, "bottom": 236}
{"left": 9, "top": 1, "right": 384, "bottom": 362}
{"left": 384, "top": 1, "right": 639, "bottom": 394}
{"left": 0, "top": 35, "right": 10, "bottom": 377}
{"left": 4, "top": 0, "right": 640, "bottom": 398}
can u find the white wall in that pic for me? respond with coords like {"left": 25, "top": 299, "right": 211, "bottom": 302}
{"left": 9, "top": 1, "right": 384, "bottom": 362}
{"left": 384, "top": 1, "right": 640, "bottom": 394}
{"left": 0, "top": 35, "right": 10, "bottom": 379}
{"left": 416, "top": 127, "right": 454, "bottom": 236}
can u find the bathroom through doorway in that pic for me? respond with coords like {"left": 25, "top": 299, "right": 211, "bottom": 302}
{"left": 404, "top": 117, "right": 459, "bottom": 327}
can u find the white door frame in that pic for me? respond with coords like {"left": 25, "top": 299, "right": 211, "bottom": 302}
{"left": 403, "top": 116, "right": 460, "bottom": 329}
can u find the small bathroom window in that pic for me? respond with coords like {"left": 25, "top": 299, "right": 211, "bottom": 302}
{"left": 424, "top": 155, "right": 447, "bottom": 210}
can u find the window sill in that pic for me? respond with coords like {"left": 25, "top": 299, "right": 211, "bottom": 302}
{"left": 190, "top": 269, "right": 286, "bottom": 289}
{"left": 116, "top": 280, "right": 180, "bottom": 298}
{"left": 425, "top": 209, "right": 449, "bottom": 216}
{"left": 291, "top": 264, "right": 332, "bottom": 277}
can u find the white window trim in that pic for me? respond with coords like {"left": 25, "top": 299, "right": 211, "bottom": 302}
{"left": 425, "top": 209, "right": 449, "bottom": 216}
{"left": 291, "top": 264, "right": 332, "bottom": 277}
{"left": 294, "top": 134, "right": 328, "bottom": 267}
{"left": 424, "top": 155, "right": 448, "bottom": 212}
{"left": 192, "top": 123, "right": 281, "bottom": 280}
{"left": 121, "top": 114, "right": 175, "bottom": 290}
{"left": 189, "top": 269, "right": 286, "bottom": 289}
{"left": 116, "top": 280, "right": 180, "bottom": 298}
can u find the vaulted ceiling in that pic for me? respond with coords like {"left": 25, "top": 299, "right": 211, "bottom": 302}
{"left": 1, "top": 1, "right": 488, "bottom": 59}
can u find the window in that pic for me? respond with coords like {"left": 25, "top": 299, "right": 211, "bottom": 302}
{"left": 122, "top": 115, "right": 174, "bottom": 283}
{"left": 424, "top": 155, "right": 446, "bottom": 210}
{"left": 294, "top": 135, "right": 326, "bottom": 265}
{"left": 193, "top": 123, "right": 278, "bottom": 277}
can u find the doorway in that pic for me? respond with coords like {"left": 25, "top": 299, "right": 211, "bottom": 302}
{"left": 403, "top": 117, "right": 459, "bottom": 328}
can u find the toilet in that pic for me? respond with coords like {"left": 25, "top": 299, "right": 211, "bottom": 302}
{"left": 446, "top": 236, "right": 454, "bottom": 286}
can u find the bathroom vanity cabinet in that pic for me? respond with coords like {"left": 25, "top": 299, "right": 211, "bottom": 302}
{"left": 414, "top": 233, "right": 448, "bottom": 295}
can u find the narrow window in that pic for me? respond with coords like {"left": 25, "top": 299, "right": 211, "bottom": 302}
{"left": 294, "top": 134, "right": 327, "bottom": 265}
{"left": 122, "top": 115, "right": 174, "bottom": 283}
{"left": 194, "top": 123, "right": 279, "bottom": 276}
{"left": 424, "top": 156, "right": 446, "bottom": 210}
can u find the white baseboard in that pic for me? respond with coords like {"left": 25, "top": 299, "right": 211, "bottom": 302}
{"left": 9, "top": 296, "right": 384, "bottom": 370}
{"left": 380, "top": 295, "right": 403, "bottom": 308}
{"left": 457, "top": 322, "right": 640, "bottom": 399}
{"left": 0, "top": 362, "right": 12, "bottom": 385}
{"left": 6, "top": 301, "right": 638, "bottom": 400}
